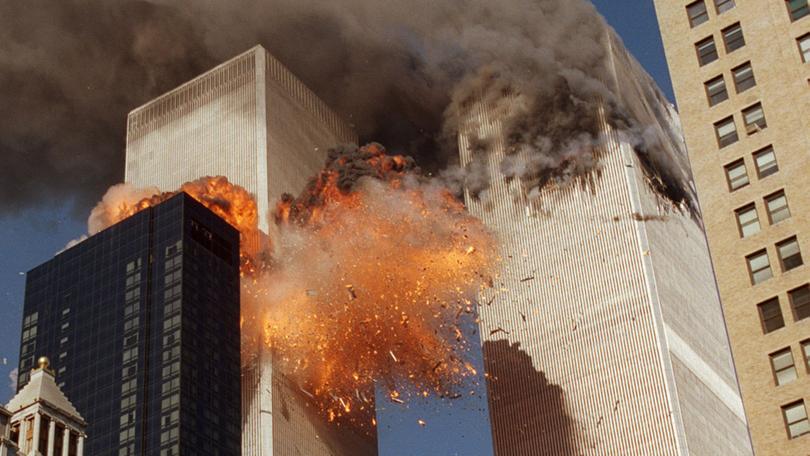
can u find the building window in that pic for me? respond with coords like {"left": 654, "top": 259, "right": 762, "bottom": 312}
{"left": 705, "top": 75, "right": 729, "bottom": 106}
{"left": 771, "top": 348, "right": 798, "bottom": 385}
{"left": 715, "top": 0, "right": 735, "bottom": 13}
{"left": 696, "top": 36, "right": 719, "bottom": 66}
{"left": 790, "top": 285, "right": 810, "bottom": 321}
{"left": 715, "top": 116, "right": 739, "bottom": 147}
{"left": 799, "top": 34, "right": 810, "bottom": 62}
{"left": 722, "top": 23, "right": 746, "bottom": 53}
{"left": 687, "top": 1, "right": 710, "bottom": 27}
{"left": 801, "top": 340, "right": 810, "bottom": 371}
{"left": 786, "top": 0, "right": 810, "bottom": 22}
{"left": 725, "top": 159, "right": 749, "bottom": 191}
{"left": 758, "top": 298, "right": 785, "bottom": 333}
{"left": 742, "top": 103, "right": 767, "bottom": 134}
{"left": 777, "top": 237, "right": 803, "bottom": 272}
{"left": 736, "top": 204, "right": 761, "bottom": 238}
{"left": 765, "top": 190, "right": 791, "bottom": 224}
{"left": 782, "top": 400, "right": 810, "bottom": 439}
{"left": 754, "top": 146, "right": 779, "bottom": 178}
{"left": 747, "top": 249, "right": 773, "bottom": 285}
{"left": 732, "top": 62, "right": 756, "bottom": 93}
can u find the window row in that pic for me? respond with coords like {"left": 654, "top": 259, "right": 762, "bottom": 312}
{"left": 696, "top": 22, "right": 746, "bottom": 66}
{"left": 770, "top": 341, "right": 810, "bottom": 386}
{"left": 747, "top": 236, "right": 804, "bottom": 285}
{"left": 799, "top": 33, "right": 810, "bottom": 63}
{"left": 714, "top": 102, "right": 767, "bottom": 148}
{"left": 735, "top": 189, "right": 791, "bottom": 238}
{"left": 686, "top": 0, "right": 736, "bottom": 28}
{"left": 725, "top": 146, "right": 779, "bottom": 192}
{"left": 758, "top": 284, "right": 810, "bottom": 333}
{"left": 704, "top": 61, "right": 756, "bottom": 107}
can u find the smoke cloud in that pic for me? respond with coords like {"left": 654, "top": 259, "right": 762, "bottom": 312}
{"left": 8, "top": 367, "right": 18, "bottom": 393}
{"left": 0, "top": 0, "right": 692, "bottom": 216}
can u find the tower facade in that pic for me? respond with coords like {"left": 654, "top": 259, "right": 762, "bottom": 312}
{"left": 124, "top": 45, "right": 375, "bottom": 455}
{"left": 6, "top": 358, "right": 86, "bottom": 456}
{"left": 459, "top": 32, "right": 752, "bottom": 455}
{"left": 654, "top": 1, "right": 810, "bottom": 453}
{"left": 16, "top": 194, "right": 242, "bottom": 455}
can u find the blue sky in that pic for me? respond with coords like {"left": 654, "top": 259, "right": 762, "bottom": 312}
{"left": 0, "top": 1, "right": 673, "bottom": 454}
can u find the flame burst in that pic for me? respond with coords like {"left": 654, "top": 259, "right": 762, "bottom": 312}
{"left": 254, "top": 143, "right": 497, "bottom": 426}
{"left": 88, "top": 176, "right": 265, "bottom": 269}
{"left": 87, "top": 144, "right": 497, "bottom": 429}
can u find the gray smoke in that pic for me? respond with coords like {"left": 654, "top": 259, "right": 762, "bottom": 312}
{"left": 0, "top": 0, "right": 692, "bottom": 216}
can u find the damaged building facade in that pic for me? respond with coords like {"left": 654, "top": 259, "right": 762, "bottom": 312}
{"left": 124, "top": 45, "right": 375, "bottom": 456}
{"left": 459, "top": 31, "right": 754, "bottom": 455}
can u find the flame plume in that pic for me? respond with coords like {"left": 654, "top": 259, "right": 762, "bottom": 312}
{"left": 88, "top": 176, "right": 264, "bottom": 269}
{"left": 257, "top": 143, "right": 497, "bottom": 427}
{"left": 85, "top": 144, "right": 497, "bottom": 430}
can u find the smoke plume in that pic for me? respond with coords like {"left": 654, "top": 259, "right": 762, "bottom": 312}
{"left": 1, "top": 0, "right": 693, "bottom": 217}
{"left": 8, "top": 367, "right": 18, "bottom": 393}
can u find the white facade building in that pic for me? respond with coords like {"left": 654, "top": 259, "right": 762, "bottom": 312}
{"left": 459, "top": 33, "right": 753, "bottom": 455}
{"left": 124, "top": 45, "right": 376, "bottom": 456}
{"left": 5, "top": 358, "right": 85, "bottom": 456}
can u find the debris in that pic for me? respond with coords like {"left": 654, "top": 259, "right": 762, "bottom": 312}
{"left": 417, "top": 419, "right": 427, "bottom": 427}
{"left": 519, "top": 312, "right": 527, "bottom": 322}
{"left": 489, "top": 327, "right": 510, "bottom": 336}
{"left": 345, "top": 284, "right": 357, "bottom": 300}
{"left": 465, "top": 246, "right": 476, "bottom": 255}
{"left": 613, "top": 400, "right": 620, "bottom": 412}
{"left": 306, "top": 289, "right": 318, "bottom": 297}
{"left": 390, "top": 397, "right": 405, "bottom": 404}
{"left": 520, "top": 276, "right": 535, "bottom": 282}
{"left": 389, "top": 351, "right": 399, "bottom": 363}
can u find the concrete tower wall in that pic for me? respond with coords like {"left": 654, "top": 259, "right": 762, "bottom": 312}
{"left": 459, "top": 32, "right": 751, "bottom": 455}
{"left": 124, "top": 45, "right": 373, "bottom": 456}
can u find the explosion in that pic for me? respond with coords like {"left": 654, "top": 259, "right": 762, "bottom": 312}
{"left": 259, "top": 144, "right": 496, "bottom": 426}
{"left": 86, "top": 144, "right": 497, "bottom": 429}
{"left": 88, "top": 176, "right": 265, "bottom": 271}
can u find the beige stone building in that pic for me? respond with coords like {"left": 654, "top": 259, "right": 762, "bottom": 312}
{"left": 654, "top": 0, "right": 810, "bottom": 454}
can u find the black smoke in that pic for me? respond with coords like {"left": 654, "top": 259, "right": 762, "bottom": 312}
{"left": 0, "top": 0, "right": 693, "bottom": 217}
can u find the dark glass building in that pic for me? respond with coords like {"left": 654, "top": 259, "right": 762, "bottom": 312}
{"left": 16, "top": 193, "right": 241, "bottom": 455}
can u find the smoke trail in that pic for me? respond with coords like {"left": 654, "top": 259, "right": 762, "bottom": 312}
{"left": 0, "top": 0, "right": 692, "bottom": 216}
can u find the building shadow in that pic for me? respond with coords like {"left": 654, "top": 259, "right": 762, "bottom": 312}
{"left": 483, "top": 340, "right": 579, "bottom": 455}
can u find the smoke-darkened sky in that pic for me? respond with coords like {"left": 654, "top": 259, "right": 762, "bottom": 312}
{"left": 0, "top": 1, "right": 673, "bottom": 454}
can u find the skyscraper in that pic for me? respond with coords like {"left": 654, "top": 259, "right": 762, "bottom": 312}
{"left": 16, "top": 193, "right": 242, "bottom": 455}
{"left": 459, "top": 31, "right": 753, "bottom": 455}
{"left": 124, "top": 45, "right": 375, "bottom": 455}
{"left": 654, "top": 1, "right": 810, "bottom": 453}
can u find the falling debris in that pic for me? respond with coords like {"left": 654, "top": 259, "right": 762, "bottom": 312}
{"left": 490, "top": 327, "right": 510, "bottom": 336}
{"left": 417, "top": 419, "right": 427, "bottom": 428}
{"left": 519, "top": 276, "right": 535, "bottom": 283}
{"left": 345, "top": 285, "right": 358, "bottom": 300}
{"left": 519, "top": 312, "right": 527, "bottom": 323}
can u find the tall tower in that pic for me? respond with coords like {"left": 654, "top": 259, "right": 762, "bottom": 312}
{"left": 459, "top": 31, "right": 752, "bottom": 455}
{"left": 6, "top": 358, "right": 86, "bottom": 456}
{"left": 654, "top": 1, "right": 810, "bottom": 453}
{"left": 16, "top": 194, "right": 242, "bottom": 455}
{"left": 124, "top": 45, "right": 375, "bottom": 455}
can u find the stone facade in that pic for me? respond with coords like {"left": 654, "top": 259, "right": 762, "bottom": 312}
{"left": 654, "top": 1, "right": 810, "bottom": 454}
